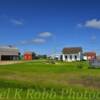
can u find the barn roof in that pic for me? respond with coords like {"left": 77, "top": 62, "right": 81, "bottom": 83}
{"left": 62, "top": 47, "right": 82, "bottom": 54}
{"left": 0, "top": 46, "right": 19, "bottom": 55}
{"left": 0, "top": 45, "right": 18, "bottom": 50}
{"left": 24, "top": 52, "right": 32, "bottom": 54}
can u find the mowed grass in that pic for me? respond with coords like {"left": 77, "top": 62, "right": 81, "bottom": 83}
{"left": 0, "top": 60, "right": 100, "bottom": 100}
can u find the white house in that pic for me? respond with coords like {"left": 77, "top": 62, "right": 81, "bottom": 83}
{"left": 61, "top": 47, "right": 83, "bottom": 62}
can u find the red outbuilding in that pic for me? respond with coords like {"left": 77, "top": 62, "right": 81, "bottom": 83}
{"left": 84, "top": 52, "right": 96, "bottom": 60}
{"left": 23, "top": 52, "right": 32, "bottom": 60}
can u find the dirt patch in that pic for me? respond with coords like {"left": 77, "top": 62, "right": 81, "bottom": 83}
{"left": 68, "top": 75, "right": 100, "bottom": 89}
{"left": 0, "top": 61, "right": 23, "bottom": 65}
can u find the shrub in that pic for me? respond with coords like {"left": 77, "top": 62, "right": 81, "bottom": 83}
{"left": 77, "top": 64, "right": 83, "bottom": 69}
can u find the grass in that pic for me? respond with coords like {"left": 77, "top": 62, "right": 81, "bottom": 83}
{"left": 0, "top": 60, "right": 100, "bottom": 100}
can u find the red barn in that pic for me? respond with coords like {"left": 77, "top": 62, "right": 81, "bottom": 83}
{"left": 84, "top": 52, "right": 96, "bottom": 60}
{"left": 23, "top": 52, "right": 32, "bottom": 60}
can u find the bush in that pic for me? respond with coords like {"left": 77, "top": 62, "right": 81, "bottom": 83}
{"left": 77, "top": 64, "right": 83, "bottom": 69}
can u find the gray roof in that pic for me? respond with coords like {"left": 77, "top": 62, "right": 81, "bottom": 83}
{"left": 0, "top": 46, "right": 19, "bottom": 55}
{"left": 96, "top": 56, "right": 100, "bottom": 62}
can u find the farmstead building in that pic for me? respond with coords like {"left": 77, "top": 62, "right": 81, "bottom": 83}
{"left": 83, "top": 52, "right": 96, "bottom": 60}
{"left": 0, "top": 46, "right": 19, "bottom": 61}
{"left": 23, "top": 52, "right": 32, "bottom": 60}
{"left": 61, "top": 47, "right": 83, "bottom": 62}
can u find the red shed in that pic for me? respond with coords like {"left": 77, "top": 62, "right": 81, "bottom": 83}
{"left": 84, "top": 52, "right": 96, "bottom": 60}
{"left": 23, "top": 52, "right": 32, "bottom": 60}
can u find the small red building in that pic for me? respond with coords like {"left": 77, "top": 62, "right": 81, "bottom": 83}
{"left": 23, "top": 52, "right": 32, "bottom": 60}
{"left": 84, "top": 52, "right": 96, "bottom": 60}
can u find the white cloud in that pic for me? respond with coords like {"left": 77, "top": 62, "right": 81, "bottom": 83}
{"left": 10, "top": 19, "right": 23, "bottom": 25}
{"left": 16, "top": 32, "right": 52, "bottom": 46}
{"left": 85, "top": 19, "right": 100, "bottom": 29}
{"left": 20, "top": 41, "right": 28, "bottom": 44}
{"left": 32, "top": 38, "right": 46, "bottom": 44}
{"left": 39, "top": 32, "right": 52, "bottom": 38}
{"left": 79, "top": 19, "right": 100, "bottom": 29}
{"left": 0, "top": 15, "right": 24, "bottom": 26}
{"left": 77, "top": 23, "right": 83, "bottom": 28}
{"left": 17, "top": 38, "right": 46, "bottom": 45}
{"left": 91, "top": 35, "right": 96, "bottom": 40}
{"left": 91, "top": 35, "right": 97, "bottom": 42}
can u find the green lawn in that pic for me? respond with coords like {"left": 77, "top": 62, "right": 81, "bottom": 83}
{"left": 0, "top": 60, "right": 100, "bottom": 100}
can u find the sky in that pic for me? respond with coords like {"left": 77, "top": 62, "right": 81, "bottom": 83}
{"left": 0, "top": 0, "right": 100, "bottom": 55}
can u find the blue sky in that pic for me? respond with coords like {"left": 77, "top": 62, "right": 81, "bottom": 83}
{"left": 0, "top": 0, "right": 100, "bottom": 55}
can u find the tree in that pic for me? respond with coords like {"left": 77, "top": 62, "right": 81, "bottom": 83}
{"left": 32, "top": 52, "right": 36, "bottom": 59}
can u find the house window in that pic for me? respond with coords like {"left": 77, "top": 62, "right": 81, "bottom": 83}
{"left": 60, "top": 55, "right": 63, "bottom": 60}
{"left": 65, "top": 55, "right": 68, "bottom": 60}
{"left": 70, "top": 55, "right": 72, "bottom": 60}
{"left": 75, "top": 55, "right": 77, "bottom": 60}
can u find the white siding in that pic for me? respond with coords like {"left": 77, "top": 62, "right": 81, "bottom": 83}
{"left": 83, "top": 56, "right": 87, "bottom": 60}
{"left": 62, "top": 52, "right": 82, "bottom": 62}
{"left": 62, "top": 54, "right": 65, "bottom": 61}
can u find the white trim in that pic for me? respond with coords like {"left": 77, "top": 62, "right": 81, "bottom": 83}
{"left": 62, "top": 52, "right": 82, "bottom": 62}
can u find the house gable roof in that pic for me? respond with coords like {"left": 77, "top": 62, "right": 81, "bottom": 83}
{"left": 84, "top": 52, "right": 96, "bottom": 56}
{"left": 62, "top": 47, "right": 82, "bottom": 54}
